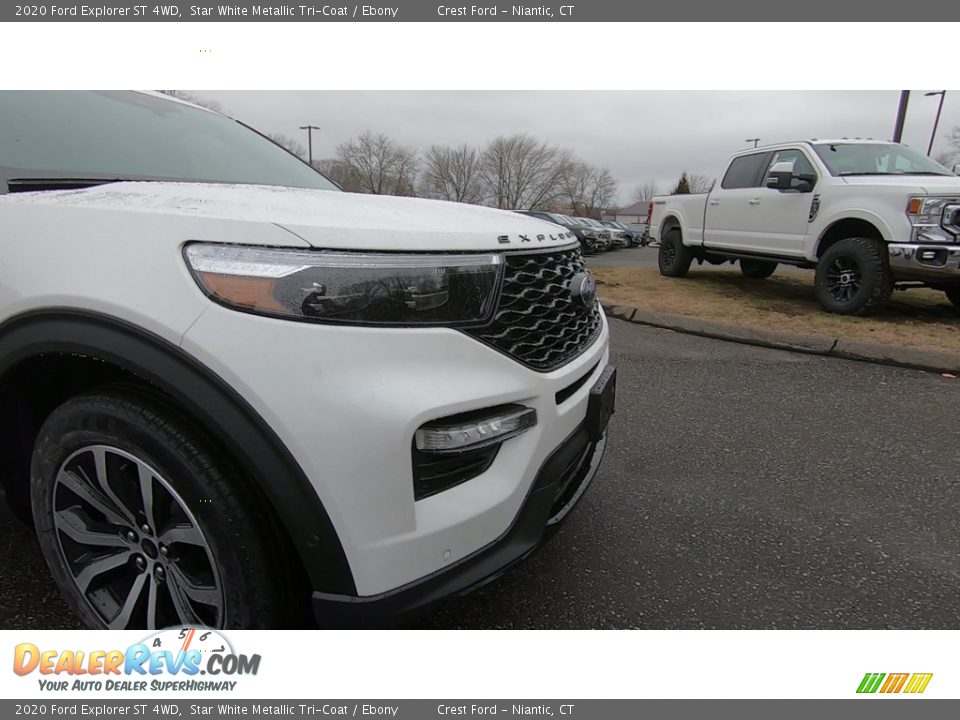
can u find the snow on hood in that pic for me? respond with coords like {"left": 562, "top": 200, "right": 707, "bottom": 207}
{"left": 2, "top": 182, "right": 577, "bottom": 251}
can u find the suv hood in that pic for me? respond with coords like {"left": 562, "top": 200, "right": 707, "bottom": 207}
{"left": 840, "top": 174, "right": 960, "bottom": 194}
{"left": 3, "top": 182, "right": 576, "bottom": 251}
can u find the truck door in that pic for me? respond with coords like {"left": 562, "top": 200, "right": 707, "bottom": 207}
{"left": 747, "top": 148, "right": 819, "bottom": 257}
{"left": 703, "top": 151, "right": 772, "bottom": 252}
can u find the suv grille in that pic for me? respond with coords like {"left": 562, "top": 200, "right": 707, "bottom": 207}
{"left": 466, "top": 245, "right": 602, "bottom": 371}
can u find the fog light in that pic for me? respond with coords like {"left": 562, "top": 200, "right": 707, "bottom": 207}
{"left": 415, "top": 405, "right": 537, "bottom": 454}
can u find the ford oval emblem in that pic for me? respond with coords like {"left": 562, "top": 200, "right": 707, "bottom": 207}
{"left": 569, "top": 272, "right": 597, "bottom": 309}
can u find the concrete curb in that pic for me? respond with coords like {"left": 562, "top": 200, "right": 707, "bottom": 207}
{"left": 603, "top": 302, "right": 960, "bottom": 374}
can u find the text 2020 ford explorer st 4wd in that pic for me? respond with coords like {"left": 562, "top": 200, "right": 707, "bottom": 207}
{"left": 0, "top": 92, "right": 614, "bottom": 629}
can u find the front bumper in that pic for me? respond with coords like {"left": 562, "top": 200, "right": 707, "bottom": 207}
{"left": 181, "top": 304, "right": 610, "bottom": 598}
{"left": 889, "top": 243, "right": 960, "bottom": 279}
{"left": 312, "top": 423, "right": 607, "bottom": 626}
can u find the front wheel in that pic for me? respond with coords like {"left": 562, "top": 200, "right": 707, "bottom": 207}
{"left": 944, "top": 286, "right": 960, "bottom": 309}
{"left": 658, "top": 229, "right": 694, "bottom": 277}
{"left": 31, "top": 389, "right": 292, "bottom": 629}
{"left": 740, "top": 259, "right": 778, "bottom": 279}
{"left": 815, "top": 237, "right": 892, "bottom": 315}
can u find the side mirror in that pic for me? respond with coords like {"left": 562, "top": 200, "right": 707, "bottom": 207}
{"left": 953, "top": 164, "right": 960, "bottom": 176}
{"left": 766, "top": 162, "right": 815, "bottom": 193}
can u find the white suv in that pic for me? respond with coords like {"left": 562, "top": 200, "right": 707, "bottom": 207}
{"left": 0, "top": 91, "right": 615, "bottom": 629}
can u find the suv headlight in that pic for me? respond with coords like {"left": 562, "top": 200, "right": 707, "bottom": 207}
{"left": 906, "top": 196, "right": 960, "bottom": 242}
{"left": 184, "top": 243, "right": 503, "bottom": 326}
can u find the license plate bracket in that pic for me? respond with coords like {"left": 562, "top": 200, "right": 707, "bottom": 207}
{"left": 586, "top": 365, "right": 616, "bottom": 441}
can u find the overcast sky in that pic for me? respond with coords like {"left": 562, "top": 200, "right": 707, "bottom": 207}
{"left": 195, "top": 90, "right": 959, "bottom": 207}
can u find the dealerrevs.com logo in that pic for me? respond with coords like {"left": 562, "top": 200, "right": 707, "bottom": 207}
{"left": 857, "top": 673, "right": 933, "bottom": 695}
{"left": 13, "top": 627, "right": 260, "bottom": 692}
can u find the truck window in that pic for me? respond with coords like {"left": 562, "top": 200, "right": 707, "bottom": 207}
{"left": 767, "top": 149, "right": 816, "bottom": 177}
{"left": 720, "top": 153, "right": 771, "bottom": 189}
{"left": 765, "top": 149, "right": 817, "bottom": 190}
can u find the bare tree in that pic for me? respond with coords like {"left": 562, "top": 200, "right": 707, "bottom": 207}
{"left": 266, "top": 133, "right": 307, "bottom": 160}
{"left": 562, "top": 162, "right": 618, "bottom": 218}
{"left": 336, "top": 131, "right": 419, "bottom": 196}
{"left": 479, "top": 134, "right": 574, "bottom": 209}
{"left": 630, "top": 181, "right": 660, "bottom": 205}
{"left": 688, "top": 174, "right": 716, "bottom": 194}
{"left": 934, "top": 151, "right": 956, "bottom": 168}
{"left": 315, "top": 159, "right": 362, "bottom": 192}
{"left": 156, "top": 90, "right": 222, "bottom": 113}
{"left": 419, "top": 144, "right": 485, "bottom": 203}
{"left": 939, "top": 126, "right": 960, "bottom": 168}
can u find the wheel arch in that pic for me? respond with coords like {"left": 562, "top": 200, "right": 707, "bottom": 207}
{"left": 659, "top": 212, "right": 683, "bottom": 242}
{"left": 0, "top": 309, "right": 356, "bottom": 597}
{"left": 815, "top": 214, "right": 890, "bottom": 258}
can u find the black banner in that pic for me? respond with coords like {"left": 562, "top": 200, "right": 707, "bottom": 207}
{"left": 1, "top": 0, "right": 952, "bottom": 22}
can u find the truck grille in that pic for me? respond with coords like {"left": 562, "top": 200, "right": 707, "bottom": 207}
{"left": 466, "top": 245, "right": 602, "bottom": 371}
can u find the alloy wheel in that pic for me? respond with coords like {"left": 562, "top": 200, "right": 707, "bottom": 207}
{"left": 824, "top": 255, "right": 862, "bottom": 303}
{"left": 51, "top": 445, "right": 223, "bottom": 629}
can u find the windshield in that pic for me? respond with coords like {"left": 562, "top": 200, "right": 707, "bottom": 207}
{"left": 0, "top": 91, "right": 339, "bottom": 191}
{"left": 812, "top": 142, "right": 952, "bottom": 177}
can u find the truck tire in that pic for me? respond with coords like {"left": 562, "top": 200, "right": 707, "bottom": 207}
{"left": 815, "top": 237, "right": 892, "bottom": 315}
{"left": 30, "top": 388, "right": 291, "bottom": 630}
{"left": 658, "top": 229, "right": 694, "bottom": 277}
{"left": 943, "top": 286, "right": 960, "bottom": 309}
{"left": 740, "top": 259, "right": 778, "bottom": 279}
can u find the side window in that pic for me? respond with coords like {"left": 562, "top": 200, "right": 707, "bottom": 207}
{"left": 721, "top": 153, "right": 770, "bottom": 189}
{"left": 766, "top": 149, "right": 818, "bottom": 190}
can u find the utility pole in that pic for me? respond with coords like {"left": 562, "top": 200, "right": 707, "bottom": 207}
{"left": 892, "top": 91, "right": 910, "bottom": 143}
{"left": 925, "top": 91, "right": 946, "bottom": 156}
{"left": 299, "top": 124, "right": 320, "bottom": 166}
{"left": 745, "top": 138, "right": 760, "bottom": 148}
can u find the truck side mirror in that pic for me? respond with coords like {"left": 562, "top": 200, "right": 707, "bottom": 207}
{"left": 766, "top": 162, "right": 815, "bottom": 193}
{"left": 953, "top": 164, "right": 960, "bottom": 176}
{"left": 765, "top": 161, "right": 796, "bottom": 190}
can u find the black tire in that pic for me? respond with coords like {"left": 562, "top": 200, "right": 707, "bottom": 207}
{"left": 658, "top": 229, "right": 694, "bottom": 277}
{"left": 944, "top": 286, "right": 960, "bottom": 309}
{"left": 815, "top": 237, "right": 892, "bottom": 315}
{"left": 740, "top": 259, "right": 778, "bottom": 279}
{"left": 31, "top": 388, "right": 291, "bottom": 629}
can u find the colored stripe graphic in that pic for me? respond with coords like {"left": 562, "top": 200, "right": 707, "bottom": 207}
{"left": 903, "top": 674, "right": 933, "bottom": 694}
{"left": 880, "top": 673, "right": 909, "bottom": 693}
{"left": 857, "top": 672, "right": 933, "bottom": 694}
{"left": 857, "top": 673, "right": 885, "bottom": 693}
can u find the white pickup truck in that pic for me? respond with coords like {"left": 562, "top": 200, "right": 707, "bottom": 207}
{"left": 648, "top": 140, "right": 960, "bottom": 314}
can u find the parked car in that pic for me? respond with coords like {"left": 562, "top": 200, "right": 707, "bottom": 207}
{"left": 600, "top": 220, "right": 635, "bottom": 247}
{"left": 0, "top": 91, "right": 615, "bottom": 629}
{"left": 648, "top": 140, "right": 960, "bottom": 314}
{"left": 515, "top": 210, "right": 601, "bottom": 254}
{"left": 625, "top": 222, "right": 652, "bottom": 245}
{"left": 566, "top": 217, "right": 611, "bottom": 251}
{"left": 580, "top": 218, "right": 617, "bottom": 250}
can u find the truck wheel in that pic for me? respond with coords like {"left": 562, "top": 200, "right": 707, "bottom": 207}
{"left": 658, "top": 229, "right": 693, "bottom": 277}
{"left": 740, "top": 259, "right": 778, "bottom": 279}
{"left": 815, "top": 237, "right": 892, "bottom": 315}
{"left": 30, "top": 388, "right": 290, "bottom": 629}
{"left": 943, "top": 286, "right": 960, "bottom": 309}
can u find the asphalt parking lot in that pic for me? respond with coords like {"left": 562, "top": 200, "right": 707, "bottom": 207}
{"left": 2, "top": 321, "right": 958, "bottom": 629}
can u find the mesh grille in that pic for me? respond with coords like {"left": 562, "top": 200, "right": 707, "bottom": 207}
{"left": 466, "top": 245, "right": 602, "bottom": 371}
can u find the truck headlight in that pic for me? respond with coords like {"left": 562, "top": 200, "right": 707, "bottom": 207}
{"left": 906, "top": 196, "right": 960, "bottom": 242}
{"left": 184, "top": 243, "right": 503, "bottom": 326}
